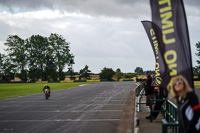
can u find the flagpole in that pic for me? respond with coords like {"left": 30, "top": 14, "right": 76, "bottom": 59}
{"left": 180, "top": 0, "right": 194, "bottom": 89}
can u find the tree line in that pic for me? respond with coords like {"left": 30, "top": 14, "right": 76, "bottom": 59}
{"left": 193, "top": 42, "right": 200, "bottom": 78}
{"left": 0, "top": 33, "right": 74, "bottom": 82}
{"left": 0, "top": 33, "right": 151, "bottom": 82}
{"left": 78, "top": 66, "right": 140, "bottom": 81}
{"left": 58, "top": 41, "right": 200, "bottom": 81}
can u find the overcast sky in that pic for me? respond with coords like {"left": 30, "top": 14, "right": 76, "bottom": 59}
{"left": 0, "top": 0, "right": 199, "bottom": 73}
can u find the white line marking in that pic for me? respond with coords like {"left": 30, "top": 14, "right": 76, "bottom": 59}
{"left": 4, "top": 128, "right": 14, "bottom": 131}
{"left": 0, "top": 119, "right": 120, "bottom": 122}
{"left": 0, "top": 110, "right": 123, "bottom": 113}
{"left": 79, "top": 84, "right": 88, "bottom": 87}
{"left": 0, "top": 104, "right": 125, "bottom": 108}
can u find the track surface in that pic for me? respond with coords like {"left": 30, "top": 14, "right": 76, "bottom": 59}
{"left": 0, "top": 82, "right": 137, "bottom": 133}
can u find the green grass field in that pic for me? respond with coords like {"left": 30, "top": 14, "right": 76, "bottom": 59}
{"left": 0, "top": 82, "right": 97, "bottom": 100}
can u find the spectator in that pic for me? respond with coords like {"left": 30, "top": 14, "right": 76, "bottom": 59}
{"left": 170, "top": 75, "right": 200, "bottom": 133}
{"left": 151, "top": 86, "right": 168, "bottom": 119}
{"left": 145, "top": 71, "right": 155, "bottom": 119}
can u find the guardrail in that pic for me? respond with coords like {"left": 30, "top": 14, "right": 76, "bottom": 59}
{"left": 135, "top": 82, "right": 145, "bottom": 112}
{"left": 136, "top": 88, "right": 146, "bottom": 112}
{"left": 164, "top": 100, "right": 179, "bottom": 133}
{"left": 150, "top": 99, "right": 179, "bottom": 133}
{"left": 194, "top": 81, "right": 200, "bottom": 86}
{"left": 150, "top": 99, "right": 167, "bottom": 122}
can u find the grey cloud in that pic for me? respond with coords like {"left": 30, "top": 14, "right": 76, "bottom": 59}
{"left": 0, "top": 0, "right": 199, "bottom": 18}
{"left": 0, "top": 21, "right": 12, "bottom": 40}
{"left": 0, "top": 10, "right": 154, "bottom": 73}
{"left": 0, "top": 0, "right": 54, "bottom": 10}
{"left": 0, "top": 0, "right": 199, "bottom": 73}
{"left": 0, "top": 0, "right": 150, "bottom": 18}
{"left": 185, "top": 0, "right": 200, "bottom": 8}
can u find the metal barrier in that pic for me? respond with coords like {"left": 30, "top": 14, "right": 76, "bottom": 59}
{"left": 136, "top": 88, "right": 145, "bottom": 112}
{"left": 135, "top": 82, "right": 146, "bottom": 112}
{"left": 162, "top": 119, "right": 178, "bottom": 133}
{"left": 164, "top": 100, "right": 179, "bottom": 133}
{"left": 150, "top": 99, "right": 167, "bottom": 122}
{"left": 150, "top": 99, "right": 179, "bottom": 133}
{"left": 135, "top": 83, "right": 179, "bottom": 133}
{"left": 135, "top": 82, "right": 145, "bottom": 97}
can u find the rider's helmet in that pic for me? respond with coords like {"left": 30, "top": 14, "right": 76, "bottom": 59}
{"left": 44, "top": 84, "right": 47, "bottom": 87}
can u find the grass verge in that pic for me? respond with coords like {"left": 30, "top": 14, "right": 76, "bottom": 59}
{"left": 0, "top": 82, "right": 97, "bottom": 100}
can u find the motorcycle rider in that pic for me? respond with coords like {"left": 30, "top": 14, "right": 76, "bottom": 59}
{"left": 43, "top": 84, "right": 51, "bottom": 97}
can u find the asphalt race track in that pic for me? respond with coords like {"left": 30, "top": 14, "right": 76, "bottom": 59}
{"left": 0, "top": 82, "right": 137, "bottom": 133}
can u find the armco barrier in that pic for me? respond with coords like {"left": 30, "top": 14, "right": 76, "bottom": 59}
{"left": 60, "top": 81, "right": 74, "bottom": 83}
{"left": 87, "top": 80, "right": 100, "bottom": 82}
{"left": 73, "top": 80, "right": 87, "bottom": 82}
{"left": 119, "top": 79, "right": 133, "bottom": 82}
{"left": 135, "top": 82, "right": 145, "bottom": 97}
{"left": 150, "top": 99, "right": 179, "bottom": 133}
{"left": 194, "top": 81, "right": 200, "bottom": 86}
{"left": 123, "top": 79, "right": 134, "bottom": 81}
{"left": 136, "top": 87, "right": 145, "bottom": 112}
{"left": 135, "top": 83, "right": 145, "bottom": 112}
{"left": 100, "top": 79, "right": 108, "bottom": 82}
{"left": 119, "top": 79, "right": 123, "bottom": 82}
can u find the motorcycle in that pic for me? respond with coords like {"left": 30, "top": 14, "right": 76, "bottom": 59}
{"left": 44, "top": 89, "right": 50, "bottom": 99}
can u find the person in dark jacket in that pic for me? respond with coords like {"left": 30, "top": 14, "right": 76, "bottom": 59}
{"left": 145, "top": 71, "right": 155, "bottom": 119}
{"left": 170, "top": 75, "right": 200, "bottom": 133}
{"left": 150, "top": 86, "right": 168, "bottom": 119}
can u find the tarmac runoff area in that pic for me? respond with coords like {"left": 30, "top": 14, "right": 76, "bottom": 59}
{"left": 0, "top": 82, "right": 137, "bottom": 133}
